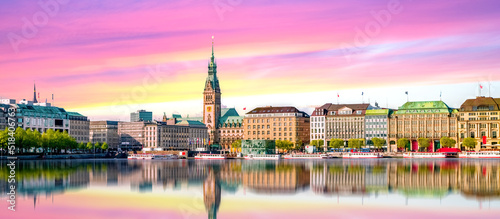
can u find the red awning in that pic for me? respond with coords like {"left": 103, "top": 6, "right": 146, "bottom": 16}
{"left": 436, "top": 148, "right": 461, "bottom": 153}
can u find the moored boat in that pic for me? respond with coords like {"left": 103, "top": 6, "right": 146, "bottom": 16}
{"left": 342, "top": 152, "right": 382, "bottom": 159}
{"left": 283, "top": 153, "right": 328, "bottom": 159}
{"left": 403, "top": 152, "right": 446, "bottom": 158}
{"left": 128, "top": 153, "right": 178, "bottom": 160}
{"left": 194, "top": 153, "right": 227, "bottom": 159}
{"left": 244, "top": 154, "right": 281, "bottom": 160}
{"left": 459, "top": 151, "right": 500, "bottom": 158}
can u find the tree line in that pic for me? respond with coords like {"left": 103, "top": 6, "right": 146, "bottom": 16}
{"left": 0, "top": 127, "right": 109, "bottom": 154}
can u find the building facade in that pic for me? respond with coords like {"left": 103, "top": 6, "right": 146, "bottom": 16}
{"left": 68, "top": 112, "right": 89, "bottom": 143}
{"left": 130, "top": 110, "right": 153, "bottom": 122}
{"left": 457, "top": 96, "right": 499, "bottom": 150}
{"left": 118, "top": 121, "right": 147, "bottom": 150}
{"left": 365, "top": 109, "right": 392, "bottom": 147}
{"left": 218, "top": 108, "right": 244, "bottom": 151}
{"left": 128, "top": 117, "right": 209, "bottom": 151}
{"left": 388, "top": 101, "right": 458, "bottom": 151}
{"left": 325, "top": 104, "right": 373, "bottom": 146}
{"left": 14, "top": 102, "right": 70, "bottom": 133}
{"left": 244, "top": 106, "right": 310, "bottom": 145}
{"left": 90, "top": 121, "right": 120, "bottom": 149}
{"left": 310, "top": 104, "right": 328, "bottom": 148}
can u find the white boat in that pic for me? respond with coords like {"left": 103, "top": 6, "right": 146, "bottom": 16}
{"left": 128, "top": 154, "right": 178, "bottom": 160}
{"left": 342, "top": 152, "right": 382, "bottom": 159}
{"left": 283, "top": 154, "right": 328, "bottom": 159}
{"left": 403, "top": 152, "right": 446, "bottom": 158}
{"left": 194, "top": 153, "right": 227, "bottom": 159}
{"left": 244, "top": 154, "right": 281, "bottom": 160}
{"left": 459, "top": 151, "right": 500, "bottom": 158}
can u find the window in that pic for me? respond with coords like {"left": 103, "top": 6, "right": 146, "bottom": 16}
{"left": 493, "top": 131, "right": 497, "bottom": 139}
{"left": 470, "top": 132, "right": 475, "bottom": 138}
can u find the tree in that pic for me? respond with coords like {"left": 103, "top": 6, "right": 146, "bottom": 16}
{"left": 296, "top": 140, "right": 303, "bottom": 151}
{"left": 231, "top": 140, "right": 242, "bottom": 152}
{"left": 78, "top": 142, "right": 86, "bottom": 151}
{"left": 418, "top": 137, "right": 430, "bottom": 152}
{"left": 372, "top": 137, "right": 386, "bottom": 149}
{"left": 440, "top": 136, "right": 456, "bottom": 148}
{"left": 348, "top": 139, "right": 361, "bottom": 149}
{"left": 318, "top": 139, "right": 324, "bottom": 150}
{"left": 275, "top": 140, "right": 284, "bottom": 153}
{"left": 311, "top": 140, "right": 318, "bottom": 147}
{"left": 14, "top": 127, "right": 26, "bottom": 153}
{"left": 463, "top": 137, "right": 477, "bottom": 150}
{"left": 329, "top": 138, "right": 344, "bottom": 149}
{"left": 397, "top": 138, "right": 409, "bottom": 151}
{"left": 86, "top": 142, "right": 94, "bottom": 151}
{"left": 94, "top": 142, "right": 101, "bottom": 152}
{"left": 101, "top": 142, "right": 109, "bottom": 151}
{"left": 0, "top": 128, "right": 9, "bottom": 152}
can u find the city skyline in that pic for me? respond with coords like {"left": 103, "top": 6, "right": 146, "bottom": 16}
{"left": 1, "top": 0, "right": 500, "bottom": 121}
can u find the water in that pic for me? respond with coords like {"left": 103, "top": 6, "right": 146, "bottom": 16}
{"left": 1, "top": 159, "right": 500, "bottom": 219}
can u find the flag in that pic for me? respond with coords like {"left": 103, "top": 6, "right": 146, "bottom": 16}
{"left": 440, "top": 91, "right": 442, "bottom": 97}
{"left": 405, "top": 91, "right": 408, "bottom": 95}
{"left": 243, "top": 107, "right": 246, "bottom": 110}
{"left": 480, "top": 84, "right": 483, "bottom": 89}
{"left": 38, "top": 92, "right": 40, "bottom": 98}
{"left": 361, "top": 92, "right": 364, "bottom": 96}
{"left": 337, "top": 93, "right": 339, "bottom": 97}
{"left": 52, "top": 94, "right": 54, "bottom": 100}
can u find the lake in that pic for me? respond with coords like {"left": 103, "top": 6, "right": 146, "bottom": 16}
{"left": 1, "top": 158, "right": 499, "bottom": 219}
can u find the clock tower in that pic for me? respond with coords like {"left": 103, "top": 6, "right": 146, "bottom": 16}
{"left": 203, "top": 36, "right": 221, "bottom": 146}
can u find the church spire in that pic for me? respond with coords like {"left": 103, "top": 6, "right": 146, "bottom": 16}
{"left": 33, "top": 81, "right": 38, "bottom": 103}
{"left": 211, "top": 35, "right": 215, "bottom": 64}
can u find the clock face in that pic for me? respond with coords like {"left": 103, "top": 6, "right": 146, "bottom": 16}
{"left": 207, "top": 106, "right": 212, "bottom": 112}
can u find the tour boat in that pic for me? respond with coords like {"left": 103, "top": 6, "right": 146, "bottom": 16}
{"left": 128, "top": 154, "right": 178, "bottom": 160}
{"left": 342, "top": 152, "right": 382, "bottom": 159}
{"left": 459, "top": 151, "right": 500, "bottom": 158}
{"left": 283, "top": 154, "right": 330, "bottom": 159}
{"left": 244, "top": 154, "right": 281, "bottom": 160}
{"left": 194, "top": 153, "right": 227, "bottom": 159}
{"left": 403, "top": 152, "right": 446, "bottom": 158}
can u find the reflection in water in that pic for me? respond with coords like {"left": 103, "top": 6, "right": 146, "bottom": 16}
{"left": 1, "top": 159, "right": 500, "bottom": 218}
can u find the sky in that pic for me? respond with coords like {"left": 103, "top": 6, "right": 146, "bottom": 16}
{"left": 1, "top": 0, "right": 500, "bottom": 121}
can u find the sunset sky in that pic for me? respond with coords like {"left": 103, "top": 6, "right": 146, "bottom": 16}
{"left": 1, "top": 0, "right": 499, "bottom": 121}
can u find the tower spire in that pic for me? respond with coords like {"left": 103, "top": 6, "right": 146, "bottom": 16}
{"left": 211, "top": 36, "right": 215, "bottom": 62}
{"left": 33, "top": 81, "right": 38, "bottom": 103}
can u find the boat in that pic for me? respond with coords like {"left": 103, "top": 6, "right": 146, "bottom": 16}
{"left": 459, "top": 151, "right": 500, "bottom": 158}
{"left": 403, "top": 152, "right": 446, "bottom": 158}
{"left": 194, "top": 153, "right": 227, "bottom": 159}
{"left": 244, "top": 154, "right": 281, "bottom": 160}
{"left": 283, "top": 153, "right": 330, "bottom": 159}
{"left": 342, "top": 152, "right": 382, "bottom": 159}
{"left": 128, "top": 154, "right": 178, "bottom": 160}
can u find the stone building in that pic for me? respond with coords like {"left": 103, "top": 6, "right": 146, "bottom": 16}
{"left": 90, "top": 121, "right": 120, "bottom": 149}
{"left": 457, "top": 96, "right": 499, "bottom": 150}
{"left": 68, "top": 112, "right": 89, "bottom": 143}
{"left": 244, "top": 106, "right": 310, "bottom": 146}
{"left": 324, "top": 103, "right": 373, "bottom": 146}
{"left": 388, "top": 101, "right": 458, "bottom": 151}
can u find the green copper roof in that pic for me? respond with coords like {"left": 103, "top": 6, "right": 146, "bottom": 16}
{"left": 67, "top": 111, "right": 85, "bottom": 117}
{"left": 15, "top": 104, "right": 68, "bottom": 119}
{"left": 172, "top": 114, "right": 182, "bottom": 119}
{"left": 221, "top": 108, "right": 239, "bottom": 117}
{"left": 365, "top": 109, "right": 392, "bottom": 116}
{"left": 395, "top": 101, "right": 453, "bottom": 114}
{"left": 219, "top": 108, "right": 242, "bottom": 126}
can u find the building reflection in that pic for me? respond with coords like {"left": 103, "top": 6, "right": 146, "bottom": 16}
{"left": 1, "top": 159, "right": 500, "bottom": 218}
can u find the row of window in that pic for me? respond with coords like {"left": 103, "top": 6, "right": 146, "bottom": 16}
{"left": 461, "top": 131, "right": 498, "bottom": 139}
{"left": 247, "top": 131, "right": 296, "bottom": 137}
